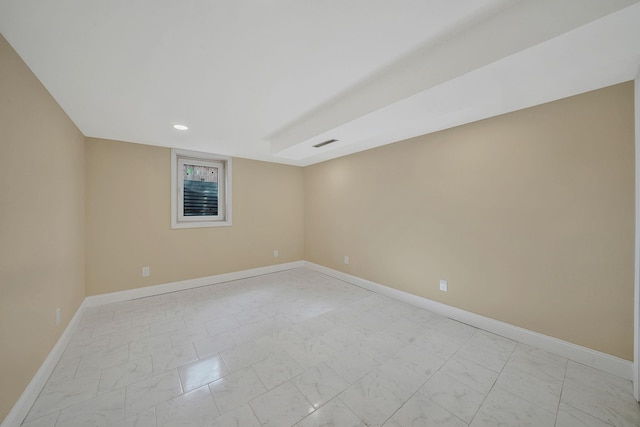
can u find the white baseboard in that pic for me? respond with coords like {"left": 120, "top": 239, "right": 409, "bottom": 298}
{"left": 2, "top": 261, "right": 304, "bottom": 427}
{"left": 1, "top": 299, "right": 88, "bottom": 427}
{"left": 4, "top": 259, "right": 632, "bottom": 427}
{"left": 304, "top": 261, "right": 634, "bottom": 381}
{"left": 84, "top": 261, "right": 306, "bottom": 307}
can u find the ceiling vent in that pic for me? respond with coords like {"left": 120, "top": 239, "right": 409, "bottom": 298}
{"left": 312, "top": 139, "right": 338, "bottom": 148}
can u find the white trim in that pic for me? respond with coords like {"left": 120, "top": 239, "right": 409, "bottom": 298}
{"left": 171, "top": 148, "right": 233, "bottom": 229}
{"left": 177, "top": 158, "right": 226, "bottom": 222}
{"left": 634, "top": 70, "right": 640, "bottom": 400}
{"left": 3, "top": 259, "right": 633, "bottom": 426}
{"left": 304, "top": 261, "right": 634, "bottom": 381}
{"left": 0, "top": 299, "right": 88, "bottom": 427}
{"left": 85, "top": 261, "right": 305, "bottom": 307}
{"left": 1, "top": 261, "right": 304, "bottom": 427}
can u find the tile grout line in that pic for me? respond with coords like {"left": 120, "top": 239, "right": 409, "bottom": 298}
{"left": 18, "top": 269, "right": 636, "bottom": 427}
{"left": 465, "top": 332, "right": 517, "bottom": 426}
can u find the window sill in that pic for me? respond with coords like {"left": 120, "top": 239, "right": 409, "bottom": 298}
{"left": 171, "top": 220, "right": 232, "bottom": 229}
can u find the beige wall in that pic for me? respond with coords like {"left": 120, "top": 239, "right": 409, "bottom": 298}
{"left": 85, "top": 138, "right": 304, "bottom": 295}
{"left": 304, "top": 82, "right": 635, "bottom": 360}
{"left": 0, "top": 35, "right": 86, "bottom": 419}
{"left": 0, "top": 28, "right": 635, "bottom": 420}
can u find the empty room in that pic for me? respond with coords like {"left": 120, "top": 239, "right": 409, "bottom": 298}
{"left": 2, "top": 1, "right": 640, "bottom": 426}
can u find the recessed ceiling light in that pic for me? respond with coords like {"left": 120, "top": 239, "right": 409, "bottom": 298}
{"left": 173, "top": 124, "right": 189, "bottom": 131}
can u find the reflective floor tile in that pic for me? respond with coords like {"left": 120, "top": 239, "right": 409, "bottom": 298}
{"left": 439, "top": 355, "right": 498, "bottom": 395}
{"left": 495, "top": 363, "right": 562, "bottom": 413}
{"left": 565, "top": 361, "right": 635, "bottom": 404}
{"left": 561, "top": 381, "right": 640, "bottom": 427}
{"left": 249, "top": 381, "right": 314, "bottom": 427}
{"left": 286, "top": 336, "right": 338, "bottom": 368}
{"left": 220, "top": 340, "right": 273, "bottom": 372}
{"left": 324, "top": 348, "right": 378, "bottom": 384}
{"left": 170, "top": 326, "right": 211, "bottom": 348}
{"left": 367, "top": 360, "right": 429, "bottom": 401}
{"left": 56, "top": 388, "right": 125, "bottom": 427}
{"left": 384, "top": 390, "right": 467, "bottom": 427}
{"left": 556, "top": 403, "right": 614, "bottom": 427}
{"left": 470, "top": 388, "right": 555, "bottom": 427}
{"left": 252, "top": 351, "right": 304, "bottom": 390}
{"left": 155, "top": 385, "right": 219, "bottom": 427}
{"left": 209, "top": 404, "right": 261, "bottom": 427}
{"left": 20, "top": 412, "right": 60, "bottom": 427}
{"left": 456, "top": 331, "right": 516, "bottom": 373}
{"left": 194, "top": 332, "right": 235, "bottom": 359}
{"left": 422, "top": 372, "right": 485, "bottom": 424}
{"left": 124, "top": 370, "right": 183, "bottom": 417}
{"left": 291, "top": 363, "right": 349, "bottom": 409}
{"left": 75, "top": 344, "right": 130, "bottom": 378}
{"left": 25, "top": 371, "right": 100, "bottom": 421}
{"left": 339, "top": 376, "right": 403, "bottom": 426}
{"left": 18, "top": 269, "right": 640, "bottom": 427}
{"left": 296, "top": 399, "right": 365, "bottom": 427}
{"left": 178, "top": 354, "right": 230, "bottom": 393}
{"left": 108, "top": 408, "right": 156, "bottom": 427}
{"left": 152, "top": 343, "right": 198, "bottom": 374}
{"left": 98, "top": 356, "right": 153, "bottom": 394}
{"left": 391, "top": 344, "right": 446, "bottom": 379}
{"left": 508, "top": 343, "right": 567, "bottom": 382}
{"left": 208, "top": 368, "right": 266, "bottom": 414}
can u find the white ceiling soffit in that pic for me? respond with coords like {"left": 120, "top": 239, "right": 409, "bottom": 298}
{"left": 0, "top": 0, "right": 639, "bottom": 166}
{"left": 277, "top": 1, "right": 640, "bottom": 165}
{"left": 271, "top": 0, "right": 640, "bottom": 164}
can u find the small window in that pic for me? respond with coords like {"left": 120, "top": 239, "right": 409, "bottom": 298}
{"left": 171, "top": 149, "right": 232, "bottom": 228}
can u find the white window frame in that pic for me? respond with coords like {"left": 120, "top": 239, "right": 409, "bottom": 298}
{"left": 171, "top": 148, "right": 232, "bottom": 229}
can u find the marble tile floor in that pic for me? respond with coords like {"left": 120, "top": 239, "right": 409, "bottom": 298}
{"left": 20, "top": 268, "right": 640, "bottom": 427}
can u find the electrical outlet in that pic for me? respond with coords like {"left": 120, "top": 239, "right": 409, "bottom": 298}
{"left": 439, "top": 279, "right": 448, "bottom": 292}
{"left": 273, "top": 249, "right": 279, "bottom": 258}
{"left": 142, "top": 266, "right": 150, "bottom": 277}
{"left": 344, "top": 255, "right": 349, "bottom": 265}
{"left": 55, "top": 307, "right": 61, "bottom": 326}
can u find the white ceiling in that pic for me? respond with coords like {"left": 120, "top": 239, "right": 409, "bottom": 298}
{"left": 1, "top": 0, "right": 639, "bottom": 166}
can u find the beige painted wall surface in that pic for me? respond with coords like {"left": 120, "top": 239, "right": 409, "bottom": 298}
{"left": 304, "top": 82, "right": 635, "bottom": 360}
{"left": 0, "top": 35, "right": 86, "bottom": 420}
{"left": 85, "top": 138, "right": 304, "bottom": 295}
